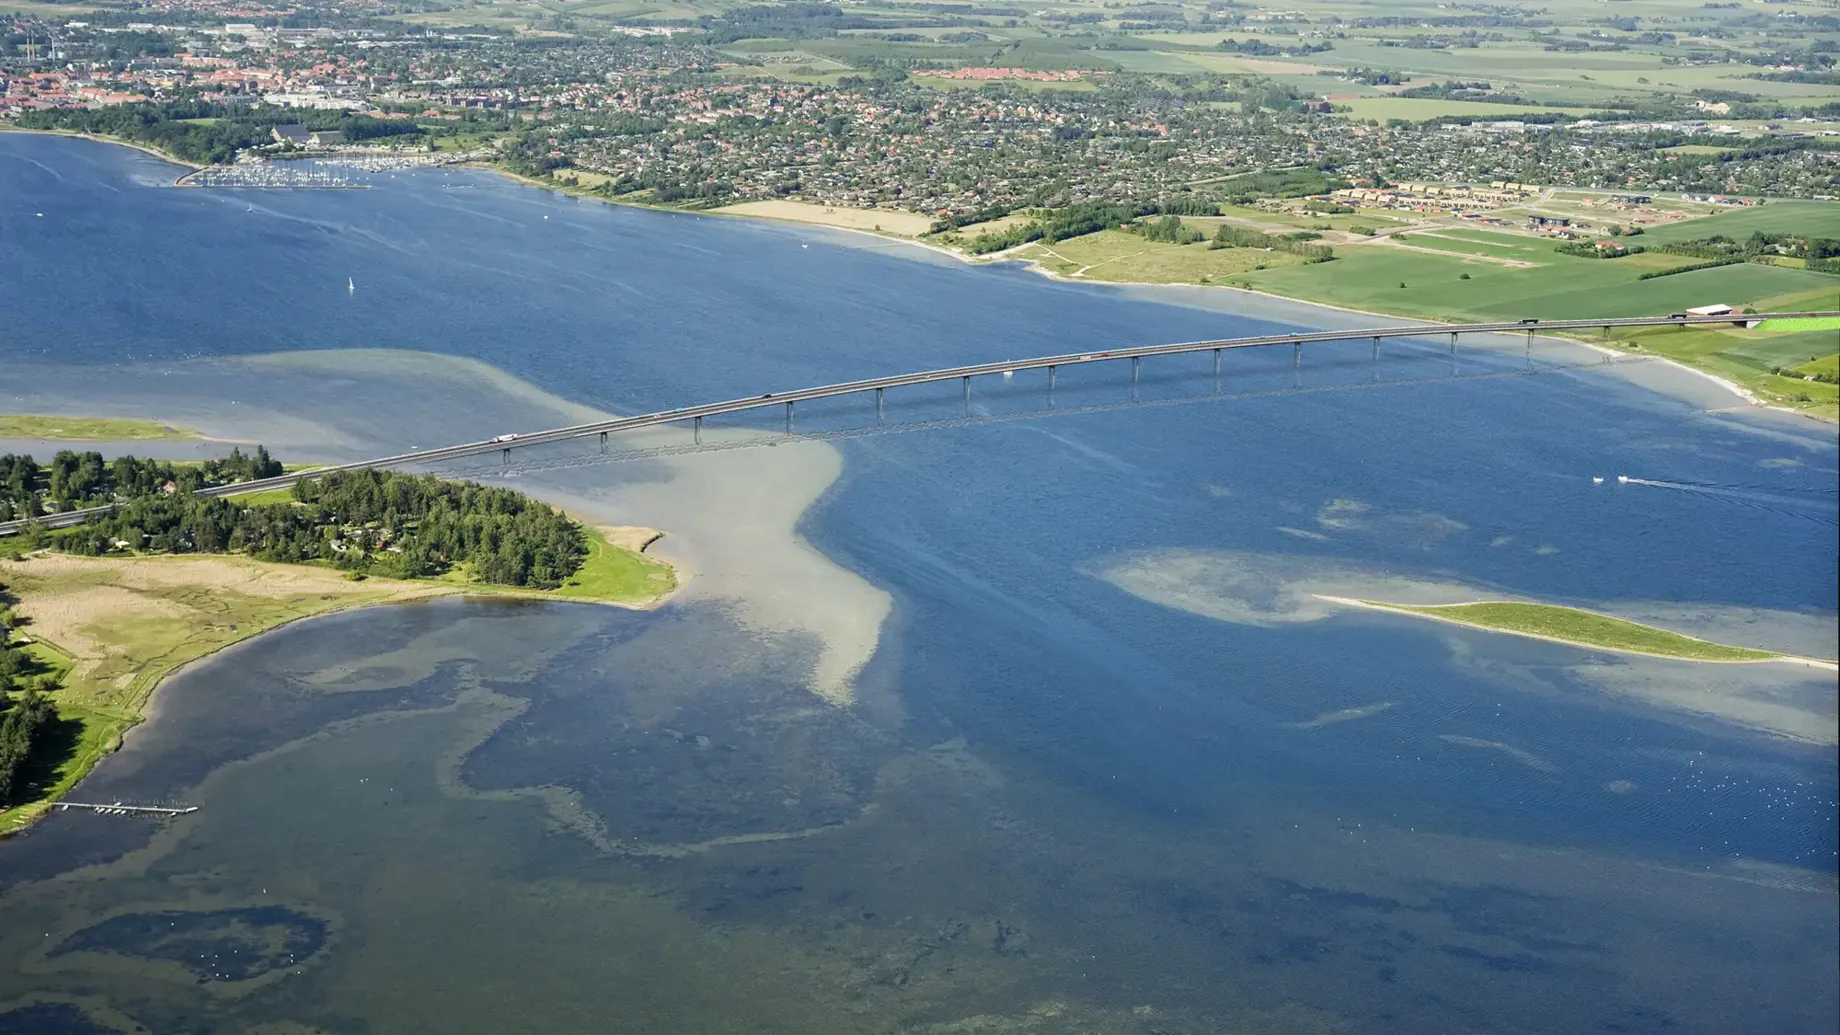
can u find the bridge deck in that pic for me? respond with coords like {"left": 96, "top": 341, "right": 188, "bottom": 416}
{"left": 5, "top": 312, "right": 1833, "bottom": 536}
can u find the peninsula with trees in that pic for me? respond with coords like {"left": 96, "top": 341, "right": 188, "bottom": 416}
{"left": 0, "top": 447, "right": 676, "bottom": 832}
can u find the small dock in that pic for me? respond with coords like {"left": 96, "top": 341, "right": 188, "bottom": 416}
{"left": 58, "top": 801, "right": 198, "bottom": 817}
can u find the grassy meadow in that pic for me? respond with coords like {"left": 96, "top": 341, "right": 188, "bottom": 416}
{"left": 1016, "top": 229, "right": 1311, "bottom": 284}
{"left": 0, "top": 415, "right": 199, "bottom": 441}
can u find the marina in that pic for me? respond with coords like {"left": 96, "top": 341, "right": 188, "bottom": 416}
{"left": 179, "top": 163, "right": 367, "bottom": 189}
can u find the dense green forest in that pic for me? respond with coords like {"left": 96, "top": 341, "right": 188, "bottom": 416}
{"left": 44, "top": 469, "right": 588, "bottom": 589}
{"left": 0, "top": 447, "right": 281, "bottom": 520}
{"left": 0, "top": 585, "right": 56, "bottom": 808}
{"left": 14, "top": 102, "right": 425, "bottom": 165}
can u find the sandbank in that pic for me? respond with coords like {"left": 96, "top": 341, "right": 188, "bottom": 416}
{"left": 1313, "top": 594, "right": 1837, "bottom": 670}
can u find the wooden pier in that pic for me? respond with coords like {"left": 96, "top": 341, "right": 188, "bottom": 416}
{"left": 57, "top": 801, "right": 199, "bottom": 817}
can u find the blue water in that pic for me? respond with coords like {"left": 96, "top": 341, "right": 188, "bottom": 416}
{"left": 1, "top": 134, "right": 1836, "bottom": 1034}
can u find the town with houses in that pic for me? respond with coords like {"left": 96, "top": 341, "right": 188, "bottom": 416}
{"left": 2, "top": 0, "right": 1836, "bottom": 225}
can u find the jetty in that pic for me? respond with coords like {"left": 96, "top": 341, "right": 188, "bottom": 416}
{"left": 57, "top": 801, "right": 199, "bottom": 817}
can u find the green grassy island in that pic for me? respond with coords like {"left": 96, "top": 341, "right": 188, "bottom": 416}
{"left": 0, "top": 414, "right": 200, "bottom": 441}
{"left": 1324, "top": 597, "right": 1820, "bottom": 664}
{"left": 0, "top": 447, "right": 676, "bottom": 832}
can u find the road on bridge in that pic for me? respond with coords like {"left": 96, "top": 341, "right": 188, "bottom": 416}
{"left": 5, "top": 311, "right": 1832, "bottom": 536}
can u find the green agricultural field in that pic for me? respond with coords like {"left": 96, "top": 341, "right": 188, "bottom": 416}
{"left": 1236, "top": 244, "right": 1835, "bottom": 323}
{"left": 1336, "top": 97, "right": 1594, "bottom": 122}
{"left": 1390, "top": 231, "right": 1552, "bottom": 262}
{"left": 1017, "top": 230, "right": 1309, "bottom": 284}
{"left": 1638, "top": 202, "right": 1840, "bottom": 245}
{"left": 1797, "top": 354, "right": 1840, "bottom": 380}
{"left": 0, "top": 415, "right": 199, "bottom": 441}
{"left": 1359, "top": 600, "right": 1790, "bottom": 663}
{"left": 1761, "top": 317, "right": 1840, "bottom": 333}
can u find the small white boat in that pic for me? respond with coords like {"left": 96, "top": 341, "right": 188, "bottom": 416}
{"left": 1592, "top": 476, "right": 1604, "bottom": 485}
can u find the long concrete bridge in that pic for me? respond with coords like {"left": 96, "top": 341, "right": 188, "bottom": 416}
{"left": 5, "top": 312, "right": 1832, "bottom": 536}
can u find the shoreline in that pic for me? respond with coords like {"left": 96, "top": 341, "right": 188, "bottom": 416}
{"left": 472, "top": 165, "right": 1830, "bottom": 424}
{"left": 0, "top": 539, "right": 682, "bottom": 836}
{"left": 0, "top": 125, "right": 204, "bottom": 180}
{"left": 12, "top": 128, "right": 1812, "bottom": 422}
{"left": 1314, "top": 594, "right": 1840, "bottom": 670}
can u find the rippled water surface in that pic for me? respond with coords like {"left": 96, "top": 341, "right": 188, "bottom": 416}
{"left": 1, "top": 134, "right": 1836, "bottom": 1034}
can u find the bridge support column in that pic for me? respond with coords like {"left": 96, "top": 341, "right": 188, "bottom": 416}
{"left": 1047, "top": 365, "right": 1056, "bottom": 395}
{"left": 785, "top": 401, "right": 794, "bottom": 435}
{"left": 500, "top": 447, "right": 510, "bottom": 467}
{"left": 599, "top": 431, "right": 608, "bottom": 454}
{"left": 1131, "top": 356, "right": 1140, "bottom": 402}
{"left": 1526, "top": 330, "right": 1534, "bottom": 371}
{"left": 1292, "top": 341, "right": 1301, "bottom": 388}
{"left": 1372, "top": 336, "right": 1380, "bottom": 382}
{"left": 962, "top": 375, "right": 970, "bottom": 414}
{"left": 1449, "top": 331, "right": 1458, "bottom": 376}
{"left": 1212, "top": 348, "right": 1221, "bottom": 393}
{"left": 875, "top": 387, "right": 884, "bottom": 424}
{"left": 693, "top": 415, "right": 701, "bottom": 445}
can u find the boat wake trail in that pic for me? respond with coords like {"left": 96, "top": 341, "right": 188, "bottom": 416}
{"left": 1621, "top": 477, "right": 1839, "bottom": 527}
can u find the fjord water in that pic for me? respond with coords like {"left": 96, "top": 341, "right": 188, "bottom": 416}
{"left": 1, "top": 134, "right": 1836, "bottom": 1034}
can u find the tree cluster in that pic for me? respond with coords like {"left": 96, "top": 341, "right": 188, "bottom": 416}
{"left": 58, "top": 470, "right": 588, "bottom": 590}
{"left": 0, "top": 447, "right": 281, "bottom": 520}
{"left": 1209, "top": 224, "right": 1335, "bottom": 262}
{"left": 0, "top": 581, "right": 57, "bottom": 808}
{"left": 0, "top": 688, "right": 54, "bottom": 807}
{"left": 15, "top": 102, "right": 425, "bottom": 165}
{"left": 1132, "top": 214, "right": 1207, "bottom": 245}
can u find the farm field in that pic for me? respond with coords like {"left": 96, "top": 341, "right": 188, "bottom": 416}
{"left": 1634, "top": 203, "right": 1840, "bottom": 245}
{"left": 1015, "top": 230, "right": 1310, "bottom": 284}
{"left": 1389, "top": 231, "right": 1556, "bottom": 261}
{"left": 1232, "top": 244, "right": 1836, "bottom": 324}
{"left": 1336, "top": 97, "right": 1595, "bottom": 122}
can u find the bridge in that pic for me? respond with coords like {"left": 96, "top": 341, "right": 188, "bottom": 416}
{"left": 5, "top": 312, "right": 1832, "bottom": 536}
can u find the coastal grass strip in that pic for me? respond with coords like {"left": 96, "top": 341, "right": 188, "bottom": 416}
{"left": 1357, "top": 600, "right": 1781, "bottom": 662}
{"left": 0, "top": 414, "right": 200, "bottom": 441}
{"left": 1757, "top": 316, "right": 1840, "bottom": 332}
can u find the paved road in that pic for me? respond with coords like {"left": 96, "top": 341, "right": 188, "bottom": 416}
{"left": 5, "top": 311, "right": 1831, "bottom": 536}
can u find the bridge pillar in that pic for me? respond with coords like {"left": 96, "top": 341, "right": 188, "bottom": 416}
{"left": 693, "top": 415, "right": 701, "bottom": 445}
{"left": 962, "top": 375, "right": 970, "bottom": 414}
{"left": 875, "top": 387, "right": 883, "bottom": 424}
{"left": 1131, "top": 356, "right": 1140, "bottom": 402}
{"left": 1449, "top": 331, "right": 1458, "bottom": 376}
{"left": 1047, "top": 365, "right": 1056, "bottom": 394}
{"left": 501, "top": 447, "right": 510, "bottom": 467}
{"left": 599, "top": 431, "right": 608, "bottom": 454}
{"left": 1526, "top": 329, "right": 1534, "bottom": 371}
{"left": 1292, "top": 342, "right": 1301, "bottom": 388}
{"left": 1372, "top": 336, "right": 1380, "bottom": 382}
{"left": 1212, "top": 348, "right": 1221, "bottom": 393}
{"left": 785, "top": 401, "right": 794, "bottom": 434}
